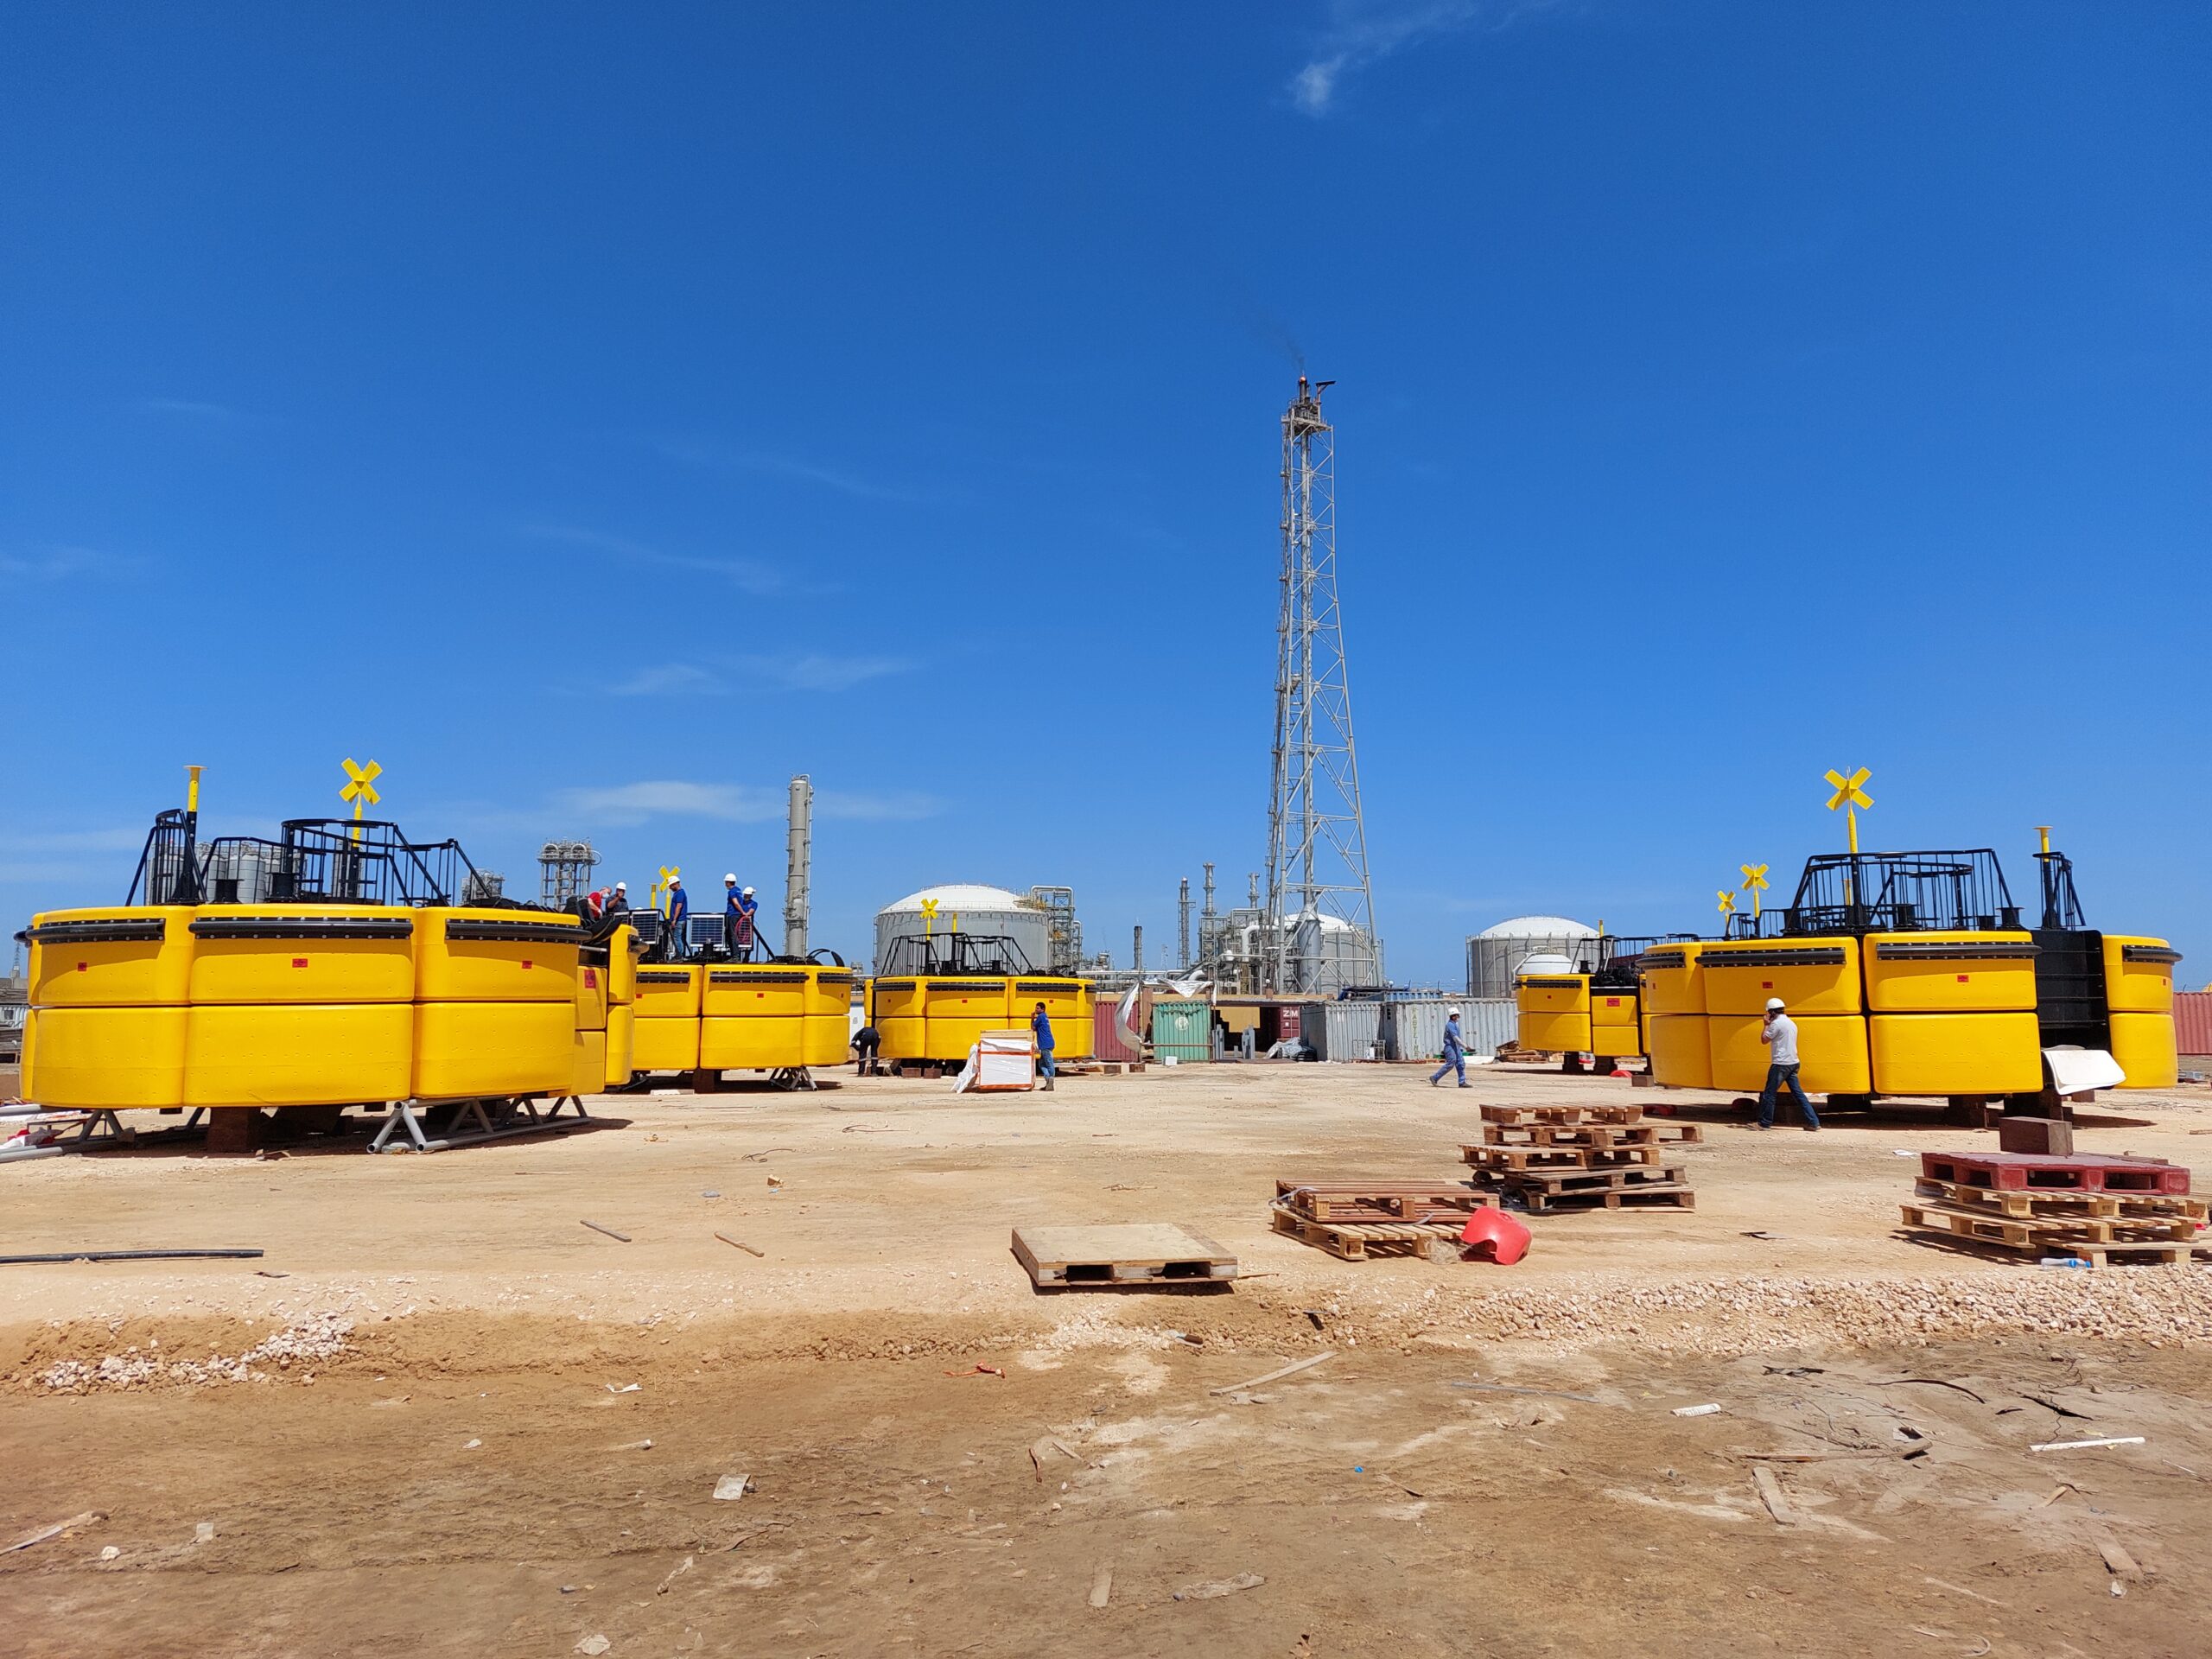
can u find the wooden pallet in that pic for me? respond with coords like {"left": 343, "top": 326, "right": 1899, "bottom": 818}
{"left": 1478, "top": 1103, "right": 1645, "bottom": 1128}
{"left": 1522, "top": 1184, "right": 1695, "bottom": 1215}
{"left": 1270, "top": 1209, "right": 1467, "bottom": 1261}
{"left": 1011, "top": 1224, "right": 1236, "bottom": 1288}
{"left": 1897, "top": 1202, "right": 2198, "bottom": 1248}
{"left": 1513, "top": 1161, "right": 1686, "bottom": 1193}
{"left": 1462, "top": 1142, "right": 1663, "bottom": 1172}
{"left": 1912, "top": 1179, "right": 2209, "bottom": 1224}
{"left": 1899, "top": 1225, "right": 2212, "bottom": 1268}
{"left": 1918, "top": 1151, "right": 2189, "bottom": 1196}
{"left": 1272, "top": 1179, "right": 1495, "bottom": 1222}
{"left": 1479, "top": 1122, "right": 1705, "bottom": 1150}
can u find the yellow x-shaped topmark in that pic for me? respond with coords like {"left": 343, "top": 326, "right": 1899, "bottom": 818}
{"left": 1823, "top": 767, "right": 1872, "bottom": 812}
{"left": 1715, "top": 889, "right": 1736, "bottom": 915}
{"left": 659, "top": 865, "right": 679, "bottom": 886}
{"left": 340, "top": 757, "right": 382, "bottom": 806}
{"left": 919, "top": 898, "right": 939, "bottom": 919}
{"left": 1738, "top": 862, "right": 1770, "bottom": 893}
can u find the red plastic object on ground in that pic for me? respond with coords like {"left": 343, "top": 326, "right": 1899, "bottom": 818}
{"left": 1459, "top": 1207, "right": 1532, "bottom": 1265}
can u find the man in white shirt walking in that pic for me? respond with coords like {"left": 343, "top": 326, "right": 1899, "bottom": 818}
{"left": 1755, "top": 996, "right": 1820, "bottom": 1130}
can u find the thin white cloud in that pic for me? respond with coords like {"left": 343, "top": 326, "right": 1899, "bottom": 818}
{"left": 738, "top": 654, "right": 907, "bottom": 693}
{"left": 0, "top": 546, "right": 127, "bottom": 582}
{"left": 656, "top": 438, "right": 932, "bottom": 505}
{"left": 520, "top": 524, "right": 789, "bottom": 596}
{"left": 1290, "top": 0, "right": 1543, "bottom": 116}
{"left": 609, "top": 664, "right": 730, "bottom": 697}
{"left": 817, "top": 790, "right": 942, "bottom": 822}
{"left": 556, "top": 781, "right": 787, "bottom": 828}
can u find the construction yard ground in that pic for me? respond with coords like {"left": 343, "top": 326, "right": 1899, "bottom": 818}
{"left": 5, "top": 1060, "right": 2212, "bottom": 1656}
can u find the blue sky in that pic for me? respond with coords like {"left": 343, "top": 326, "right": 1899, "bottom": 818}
{"left": 3, "top": 2, "right": 2207, "bottom": 987}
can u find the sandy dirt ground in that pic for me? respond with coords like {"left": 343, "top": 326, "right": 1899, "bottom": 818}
{"left": 5, "top": 1060, "right": 2212, "bottom": 1656}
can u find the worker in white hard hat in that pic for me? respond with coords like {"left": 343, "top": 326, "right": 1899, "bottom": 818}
{"left": 607, "top": 880, "right": 631, "bottom": 916}
{"left": 1430, "top": 1005, "right": 1474, "bottom": 1089}
{"left": 664, "top": 874, "right": 690, "bottom": 957}
{"left": 725, "top": 875, "right": 760, "bottom": 960}
{"left": 1754, "top": 996, "right": 1819, "bottom": 1130}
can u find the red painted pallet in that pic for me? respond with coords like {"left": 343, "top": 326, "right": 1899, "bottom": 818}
{"left": 1918, "top": 1151, "right": 2190, "bottom": 1197}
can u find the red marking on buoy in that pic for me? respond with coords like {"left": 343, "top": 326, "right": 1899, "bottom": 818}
{"left": 584, "top": 969, "right": 598, "bottom": 988}
{"left": 522, "top": 959, "right": 533, "bottom": 969}
{"left": 77, "top": 961, "right": 89, "bottom": 972}
{"left": 1957, "top": 974, "right": 1969, "bottom": 982}
{"left": 1762, "top": 980, "right": 1773, "bottom": 989}
{"left": 292, "top": 958, "right": 308, "bottom": 969}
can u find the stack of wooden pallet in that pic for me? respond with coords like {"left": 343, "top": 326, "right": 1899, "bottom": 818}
{"left": 1901, "top": 1150, "right": 2210, "bottom": 1268}
{"left": 1459, "top": 1103, "right": 1700, "bottom": 1213}
{"left": 1270, "top": 1179, "right": 1496, "bottom": 1261}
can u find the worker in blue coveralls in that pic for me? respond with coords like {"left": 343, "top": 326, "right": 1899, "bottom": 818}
{"left": 1429, "top": 1006, "right": 1473, "bottom": 1089}
{"left": 724, "top": 875, "right": 759, "bottom": 961}
{"left": 1031, "top": 1001, "right": 1057, "bottom": 1092}
{"left": 664, "top": 876, "right": 689, "bottom": 958}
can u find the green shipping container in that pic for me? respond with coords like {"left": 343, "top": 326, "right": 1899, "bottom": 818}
{"left": 1149, "top": 999, "right": 1211, "bottom": 1064}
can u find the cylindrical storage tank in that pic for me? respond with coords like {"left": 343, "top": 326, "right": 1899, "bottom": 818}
{"left": 874, "top": 886, "right": 1052, "bottom": 977}
{"left": 1589, "top": 989, "right": 1641, "bottom": 1057}
{"left": 1149, "top": 999, "right": 1211, "bottom": 1063}
{"left": 1708, "top": 1014, "right": 1872, "bottom": 1096}
{"left": 1700, "top": 938, "right": 1862, "bottom": 1016}
{"left": 921, "top": 977, "right": 1012, "bottom": 1061}
{"left": 2104, "top": 938, "right": 2181, "bottom": 1014}
{"left": 603, "top": 1002, "right": 634, "bottom": 1088}
{"left": 1647, "top": 1014, "right": 1712, "bottom": 1089}
{"left": 23, "top": 907, "right": 195, "bottom": 1007}
{"left": 1015, "top": 979, "right": 1092, "bottom": 1061}
{"left": 1382, "top": 999, "right": 1446, "bottom": 1063}
{"left": 1869, "top": 1012, "right": 2044, "bottom": 1096}
{"left": 2108, "top": 1012, "right": 2179, "bottom": 1090}
{"left": 804, "top": 968, "right": 856, "bottom": 1066}
{"left": 1862, "top": 933, "right": 2038, "bottom": 1013}
{"left": 1310, "top": 999, "right": 1382, "bottom": 1062}
{"left": 1637, "top": 942, "right": 1707, "bottom": 1015}
{"left": 1467, "top": 916, "right": 1598, "bottom": 999}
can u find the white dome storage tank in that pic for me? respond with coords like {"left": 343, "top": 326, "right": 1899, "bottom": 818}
{"left": 874, "top": 884, "right": 1053, "bottom": 976}
{"left": 1465, "top": 915, "right": 1599, "bottom": 998}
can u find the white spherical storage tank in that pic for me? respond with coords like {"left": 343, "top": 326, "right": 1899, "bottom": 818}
{"left": 1465, "top": 914, "right": 1599, "bottom": 998}
{"left": 874, "top": 884, "right": 1053, "bottom": 976}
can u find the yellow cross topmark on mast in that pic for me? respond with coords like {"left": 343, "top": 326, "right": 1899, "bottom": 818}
{"left": 340, "top": 758, "right": 382, "bottom": 819}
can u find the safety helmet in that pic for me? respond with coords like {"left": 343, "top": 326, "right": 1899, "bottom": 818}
{"left": 742, "top": 886, "right": 754, "bottom": 896}
{"left": 1765, "top": 997, "right": 1785, "bottom": 1011}
{"left": 724, "top": 873, "right": 737, "bottom": 884}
